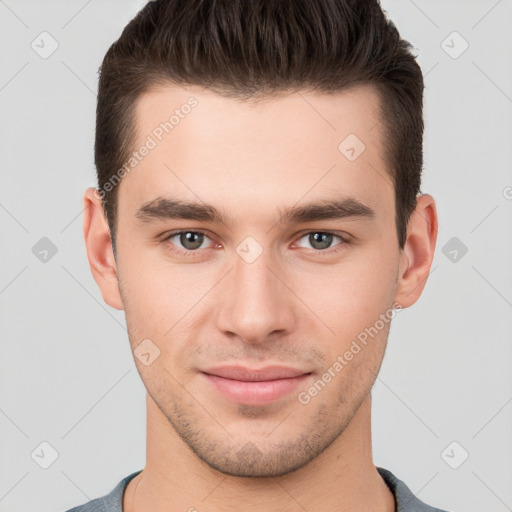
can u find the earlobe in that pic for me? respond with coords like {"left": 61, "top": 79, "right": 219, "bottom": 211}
{"left": 82, "top": 187, "right": 124, "bottom": 310}
{"left": 394, "top": 194, "right": 438, "bottom": 309}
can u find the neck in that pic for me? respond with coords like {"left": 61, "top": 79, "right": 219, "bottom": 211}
{"left": 124, "top": 392, "right": 395, "bottom": 512}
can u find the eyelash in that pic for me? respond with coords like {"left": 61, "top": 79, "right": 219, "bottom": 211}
{"left": 161, "top": 229, "right": 350, "bottom": 258}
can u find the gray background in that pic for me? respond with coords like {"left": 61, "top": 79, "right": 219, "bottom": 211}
{"left": 0, "top": 1, "right": 511, "bottom": 511}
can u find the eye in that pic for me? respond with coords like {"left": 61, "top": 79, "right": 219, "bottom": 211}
{"left": 161, "top": 229, "right": 350, "bottom": 258}
{"left": 295, "top": 231, "right": 347, "bottom": 253}
{"left": 162, "top": 230, "right": 216, "bottom": 255}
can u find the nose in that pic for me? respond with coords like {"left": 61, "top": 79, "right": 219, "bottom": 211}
{"left": 215, "top": 247, "right": 297, "bottom": 345}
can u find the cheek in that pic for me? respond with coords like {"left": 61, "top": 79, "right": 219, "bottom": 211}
{"left": 117, "top": 256, "right": 176, "bottom": 342}
{"left": 289, "top": 249, "right": 397, "bottom": 380}
{"left": 118, "top": 257, "right": 212, "bottom": 366}
{"left": 293, "top": 255, "right": 396, "bottom": 330}
{"left": 120, "top": 244, "right": 187, "bottom": 306}
{"left": 118, "top": 235, "right": 398, "bottom": 361}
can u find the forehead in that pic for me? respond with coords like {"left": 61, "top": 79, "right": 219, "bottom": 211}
{"left": 118, "top": 83, "right": 394, "bottom": 226}
{"left": 134, "top": 83, "right": 384, "bottom": 148}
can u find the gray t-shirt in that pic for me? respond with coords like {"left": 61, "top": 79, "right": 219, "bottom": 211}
{"left": 64, "top": 466, "right": 450, "bottom": 512}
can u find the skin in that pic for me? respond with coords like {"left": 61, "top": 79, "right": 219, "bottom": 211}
{"left": 83, "top": 83, "right": 438, "bottom": 512}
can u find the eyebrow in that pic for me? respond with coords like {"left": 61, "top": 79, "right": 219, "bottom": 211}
{"left": 135, "top": 195, "right": 376, "bottom": 227}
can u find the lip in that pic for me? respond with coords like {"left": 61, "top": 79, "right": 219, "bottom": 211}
{"left": 200, "top": 365, "right": 313, "bottom": 405}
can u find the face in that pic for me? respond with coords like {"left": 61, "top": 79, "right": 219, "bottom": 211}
{"left": 96, "top": 84, "right": 413, "bottom": 477}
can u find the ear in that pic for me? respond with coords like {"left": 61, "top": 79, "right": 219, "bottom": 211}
{"left": 82, "top": 187, "right": 124, "bottom": 310}
{"left": 394, "top": 193, "right": 438, "bottom": 309}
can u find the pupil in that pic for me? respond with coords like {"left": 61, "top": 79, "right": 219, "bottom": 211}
{"left": 311, "top": 232, "right": 332, "bottom": 250}
{"left": 181, "top": 232, "right": 203, "bottom": 250}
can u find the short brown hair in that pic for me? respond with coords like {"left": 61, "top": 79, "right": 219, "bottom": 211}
{"left": 95, "top": 0, "right": 424, "bottom": 257}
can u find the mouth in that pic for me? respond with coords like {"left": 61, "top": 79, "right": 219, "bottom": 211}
{"left": 200, "top": 365, "right": 314, "bottom": 406}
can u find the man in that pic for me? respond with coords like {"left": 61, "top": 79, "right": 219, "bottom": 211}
{"left": 67, "top": 0, "right": 447, "bottom": 510}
